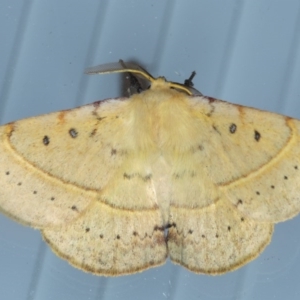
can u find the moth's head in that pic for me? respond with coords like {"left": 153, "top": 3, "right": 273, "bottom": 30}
{"left": 85, "top": 60, "right": 202, "bottom": 97}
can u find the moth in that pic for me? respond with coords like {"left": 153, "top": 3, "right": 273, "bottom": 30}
{"left": 0, "top": 60, "right": 299, "bottom": 276}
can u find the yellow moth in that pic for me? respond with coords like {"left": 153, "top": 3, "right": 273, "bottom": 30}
{"left": 0, "top": 60, "right": 299, "bottom": 276}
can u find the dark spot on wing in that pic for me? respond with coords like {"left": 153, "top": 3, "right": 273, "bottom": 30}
{"left": 92, "top": 101, "right": 101, "bottom": 108}
{"left": 154, "top": 225, "right": 165, "bottom": 232}
{"left": 111, "top": 148, "right": 117, "bottom": 155}
{"left": 85, "top": 228, "right": 90, "bottom": 233}
{"left": 143, "top": 174, "right": 152, "bottom": 181}
{"left": 90, "top": 128, "right": 97, "bottom": 137}
{"left": 123, "top": 172, "right": 152, "bottom": 181}
{"left": 123, "top": 173, "right": 131, "bottom": 179}
{"left": 254, "top": 130, "right": 261, "bottom": 141}
{"left": 166, "top": 223, "right": 176, "bottom": 229}
{"left": 97, "top": 116, "right": 106, "bottom": 121}
{"left": 69, "top": 128, "right": 78, "bottom": 138}
{"left": 206, "top": 96, "right": 215, "bottom": 103}
{"left": 212, "top": 125, "right": 221, "bottom": 134}
{"left": 43, "top": 135, "right": 50, "bottom": 145}
{"left": 229, "top": 123, "right": 237, "bottom": 133}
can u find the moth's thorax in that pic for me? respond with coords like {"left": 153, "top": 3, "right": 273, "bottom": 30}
{"left": 124, "top": 85, "right": 214, "bottom": 223}
{"left": 129, "top": 85, "right": 207, "bottom": 153}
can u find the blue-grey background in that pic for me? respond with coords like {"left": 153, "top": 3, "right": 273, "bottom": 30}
{"left": 1, "top": 1, "right": 300, "bottom": 299}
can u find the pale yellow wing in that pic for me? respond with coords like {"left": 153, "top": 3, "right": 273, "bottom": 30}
{"left": 168, "top": 198, "right": 273, "bottom": 274}
{"left": 0, "top": 99, "right": 150, "bottom": 224}
{"left": 164, "top": 95, "right": 300, "bottom": 274}
{"left": 42, "top": 201, "right": 166, "bottom": 276}
{"left": 0, "top": 102, "right": 125, "bottom": 227}
{"left": 0, "top": 96, "right": 168, "bottom": 274}
{"left": 206, "top": 98, "right": 300, "bottom": 222}
{"left": 168, "top": 96, "right": 300, "bottom": 223}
